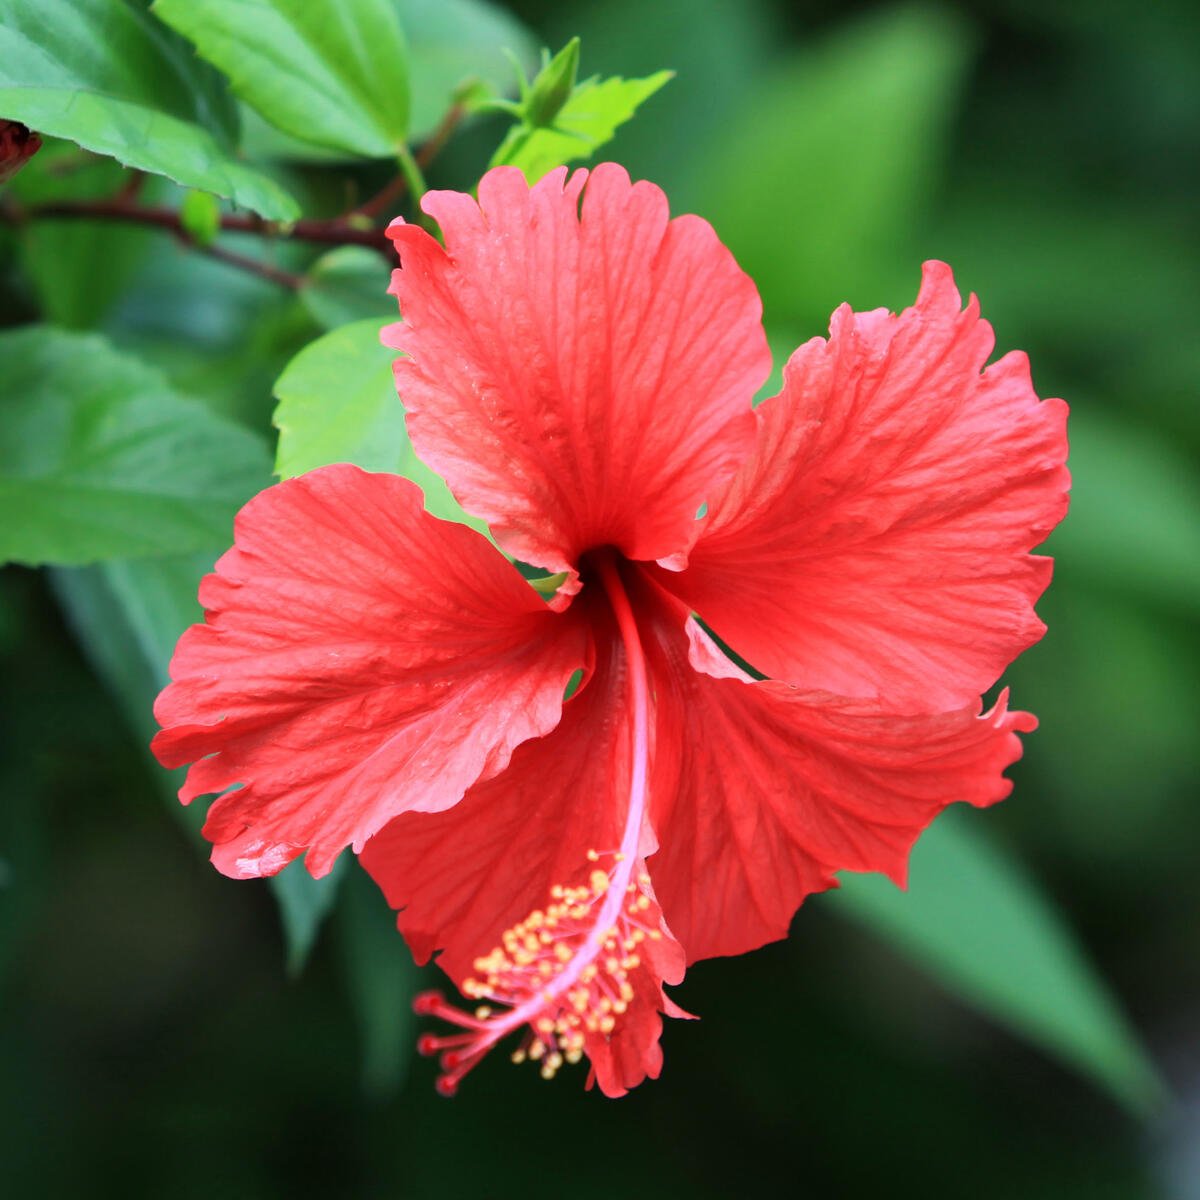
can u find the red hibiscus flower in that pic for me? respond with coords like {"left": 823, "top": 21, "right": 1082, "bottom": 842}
{"left": 152, "top": 163, "right": 1069, "bottom": 1098}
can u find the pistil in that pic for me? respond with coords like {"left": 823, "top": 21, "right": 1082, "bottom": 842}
{"left": 411, "top": 553, "right": 654, "bottom": 1094}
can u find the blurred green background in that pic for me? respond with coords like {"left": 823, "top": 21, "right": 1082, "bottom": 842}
{"left": 1, "top": 0, "right": 1198, "bottom": 1196}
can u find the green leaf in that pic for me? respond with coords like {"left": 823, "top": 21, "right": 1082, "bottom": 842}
{"left": 272, "top": 318, "right": 487, "bottom": 531}
{"left": 699, "top": 5, "right": 974, "bottom": 328}
{"left": 0, "top": 0, "right": 297, "bottom": 219}
{"left": 542, "top": 0, "right": 778, "bottom": 194}
{"left": 1048, "top": 408, "right": 1200, "bottom": 615}
{"left": 0, "top": 326, "right": 272, "bottom": 566}
{"left": 154, "top": 0, "right": 412, "bottom": 158}
{"left": 179, "top": 189, "right": 221, "bottom": 246}
{"left": 491, "top": 70, "right": 673, "bottom": 183}
{"left": 397, "top": 0, "right": 538, "bottom": 140}
{"left": 830, "top": 809, "right": 1166, "bottom": 1115}
{"left": 49, "top": 551, "right": 217, "bottom": 846}
{"left": 523, "top": 38, "right": 580, "bottom": 129}
{"left": 7, "top": 138, "right": 157, "bottom": 328}
{"left": 273, "top": 318, "right": 408, "bottom": 477}
{"left": 298, "top": 246, "right": 394, "bottom": 330}
{"left": 51, "top": 552, "right": 344, "bottom": 973}
{"left": 336, "top": 863, "right": 419, "bottom": 1097}
{"left": 272, "top": 854, "right": 349, "bottom": 977}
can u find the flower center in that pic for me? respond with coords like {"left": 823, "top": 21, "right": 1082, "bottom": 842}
{"left": 411, "top": 551, "right": 653, "bottom": 1095}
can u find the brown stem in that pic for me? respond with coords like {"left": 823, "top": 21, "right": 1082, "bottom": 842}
{"left": 350, "top": 103, "right": 466, "bottom": 221}
{"left": 199, "top": 240, "right": 303, "bottom": 289}
{"left": 9, "top": 197, "right": 392, "bottom": 256}
{"left": 416, "top": 103, "right": 465, "bottom": 170}
{"left": 113, "top": 169, "right": 146, "bottom": 204}
{"left": 353, "top": 173, "right": 409, "bottom": 221}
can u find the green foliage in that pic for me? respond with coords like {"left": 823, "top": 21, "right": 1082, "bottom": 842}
{"left": 273, "top": 855, "right": 349, "bottom": 977}
{"left": 700, "top": 4, "right": 973, "bottom": 328}
{"left": 0, "top": 0, "right": 296, "bottom": 219}
{"left": 490, "top": 65, "right": 672, "bottom": 182}
{"left": 299, "top": 246, "right": 394, "bottom": 330}
{"left": 522, "top": 38, "right": 581, "bottom": 128}
{"left": 398, "top": 0, "right": 538, "bottom": 139}
{"left": 336, "top": 863, "right": 420, "bottom": 1097}
{"left": 832, "top": 809, "right": 1165, "bottom": 1115}
{"left": 5, "top": 139, "right": 157, "bottom": 328}
{"left": 544, "top": 0, "right": 779, "bottom": 196}
{"left": 0, "top": 327, "right": 271, "bottom": 566}
{"left": 179, "top": 190, "right": 221, "bottom": 246}
{"left": 272, "top": 319, "right": 487, "bottom": 530}
{"left": 153, "top": 0, "right": 412, "bottom": 158}
{"left": 273, "top": 318, "right": 409, "bottom": 477}
{"left": 51, "top": 550, "right": 346, "bottom": 973}
{"left": 1061, "top": 408, "right": 1200, "bottom": 615}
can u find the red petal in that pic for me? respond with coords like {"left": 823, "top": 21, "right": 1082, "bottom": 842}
{"left": 384, "top": 163, "right": 768, "bottom": 573}
{"left": 584, "top": 906, "right": 691, "bottom": 1098}
{"left": 361, "top": 596, "right": 633, "bottom": 976}
{"left": 361, "top": 597, "right": 685, "bottom": 1094}
{"left": 642, "top": 591, "right": 1036, "bottom": 963}
{"left": 151, "top": 465, "right": 586, "bottom": 880}
{"left": 664, "top": 261, "right": 1070, "bottom": 707}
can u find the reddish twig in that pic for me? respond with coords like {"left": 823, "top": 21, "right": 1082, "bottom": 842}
{"left": 199, "top": 240, "right": 304, "bottom": 289}
{"left": 416, "top": 103, "right": 466, "bottom": 170}
{"left": 353, "top": 173, "right": 410, "bottom": 221}
{"left": 11, "top": 197, "right": 393, "bottom": 256}
{"left": 351, "top": 103, "right": 466, "bottom": 221}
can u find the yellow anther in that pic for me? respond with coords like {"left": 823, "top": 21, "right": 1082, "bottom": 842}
{"left": 589, "top": 870, "right": 609, "bottom": 894}
{"left": 587, "top": 849, "right": 600, "bottom": 862}
{"left": 636, "top": 895, "right": 650, "bottom": 911}
{"left": 511, "top": 1049, "right": 527, "bottom": 1065}
{"left": 529, "top": 1039, "right": 546, "bottom": 1060}
{"left": 474, "top": 1006, "right": 492, "bottom": 1019}
{"left": 566, "top": 1049, "right": 583, "bottom": 1065}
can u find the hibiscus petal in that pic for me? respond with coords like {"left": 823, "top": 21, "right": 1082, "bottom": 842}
{"left": 151, "top": 464, "right": 586, "bottom": 880}
{"left": 384, "top": 162, "right": 769, "bottom": 573}
{"left": 644, "top": 604, "right": 1037, "bottom": 964}
{"left": 361, "top": 600, "right": 686, "bottom": 1095}
{"left": 664, "top": 261, "right": 1070, "bottom": 707}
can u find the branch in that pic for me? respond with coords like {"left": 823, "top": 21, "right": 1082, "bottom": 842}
{"left": 200, "top": 240, "right": 303, "bottom": 289}
{"left": 352, "top": 103, "right": 467, "bottom": 221}
{"left": 417, "top": 103, "right": 466, "bottom": 171}
{"left": 5, "top": 196, "right": 393, "bottom": 257}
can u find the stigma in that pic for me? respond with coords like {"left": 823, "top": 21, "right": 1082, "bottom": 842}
{"left": 412, "top": 851, "right": 663, "bottom": 1094}
{"left": 413, "top": 551, "right": 661, "bottom": 1095}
